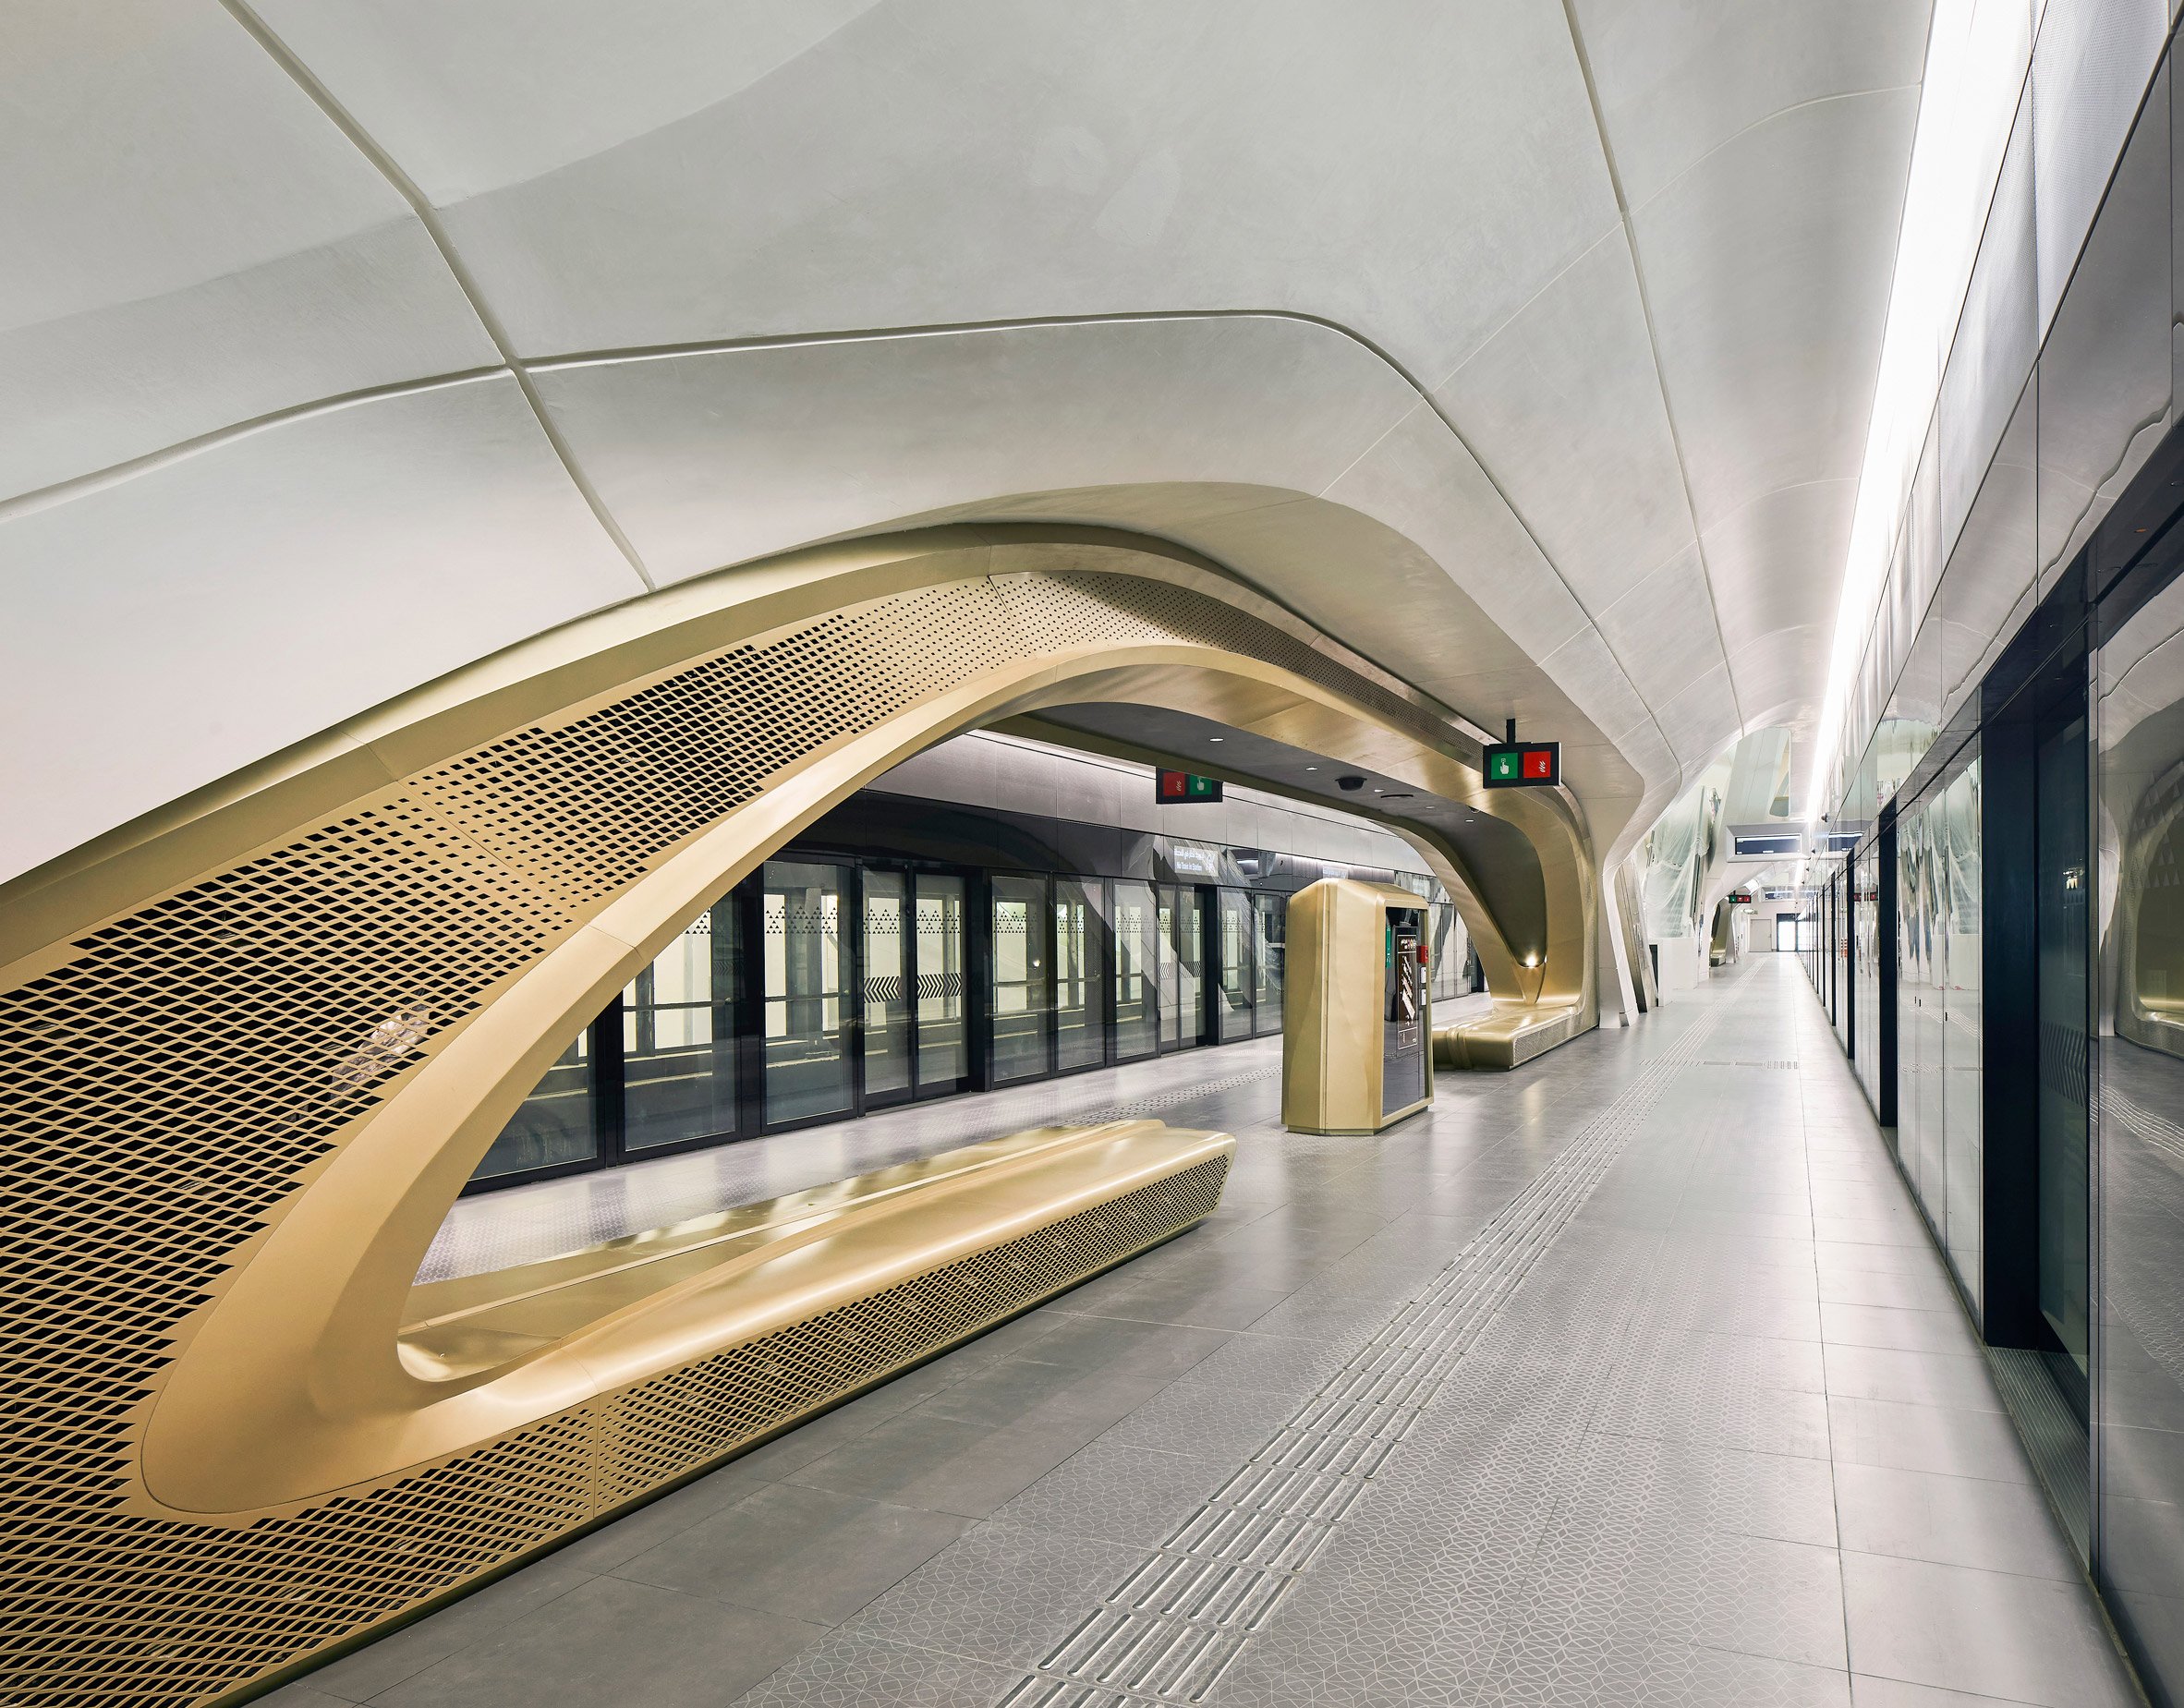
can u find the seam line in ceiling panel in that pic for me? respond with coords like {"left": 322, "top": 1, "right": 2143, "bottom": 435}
{"left": 0, "top": 369, "right": 506, "bottom": 523}
{"left": 216, "top": 0, "right": 659, "bottom": 594}
{"left": 6, "top": 267, "right": 1663, "bottom": 798}
{"left": 1624, "top": 86, "right": 1924, "bottom": 221}
{"left": 1554, "top": 0, "right": 1745, "bottom": 757}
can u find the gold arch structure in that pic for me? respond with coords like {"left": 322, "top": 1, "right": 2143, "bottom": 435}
{"left": 0, "top": 526, "right": 1596, "bottom": 1706}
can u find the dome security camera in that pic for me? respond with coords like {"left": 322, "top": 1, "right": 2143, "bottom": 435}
{"left": 1337, "top": 775, "right": 1366, "bottom": 792}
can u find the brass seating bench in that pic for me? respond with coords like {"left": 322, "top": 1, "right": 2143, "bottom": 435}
{"left": 401, "top": 1120, "right": 1235, "bottom": 1471}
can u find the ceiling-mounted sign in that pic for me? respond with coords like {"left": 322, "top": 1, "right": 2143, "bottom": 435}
{"left": 1157, "top": 769, "right": 1223, "bottom": 804}
{"left": 1482, "top": 740, "right": 1559, "bottom": 789}
{"left": 1728, "top": 889, "right": 1754, "bottom": 905}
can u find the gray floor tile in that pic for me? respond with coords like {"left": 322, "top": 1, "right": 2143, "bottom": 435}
{"left": 613, "top": 1481, "right": 970, "bottom": 1622}
{"left": 731, "top": 1629, "right": 1019, "bottom": 1707}
{"left": 328, "top": 963, "right": 2138, "bottom": 1708}
{"left": 1826, "top": 1343, "right": 2006, "bottom": 1411}
{"left": 1097, "top": 1374, "right": 1287, "bottom": 1462}
{"left": 1833, "top": 1461, "right": 2081, "bottom": 1581}
{"left": 1821, "top": 1302, "right": 1982, "bottom": 1356}
{"left": 1850, "top": 1678, "right": 2046, "bottom": 1706}
{"left": 910, "top": 1352, "right": 1173, "bottom": 1430}
{"left": 303, "top": 1555, "right": 596, "bottom": 1701}
{"left": 1841, "top": 1550, "right": 2141, "bottom": 1707}
{"left": 1009, "top": 1313, "right": 1232, "bottom": 1378}
{"left": 1069, "top": 1271, "right": 1295, "bottom": 1330}
{"left": 372, "top": 1575, "right": 823, "bottom": 1708}
{"left": 1826, "top": 1395, "right": 2036, "bottom": 1483}
{"left": 552, "top": 1460, "right": 775, "bottom": 1573}
{"left": 842, "top": 1520, "right": 1137, "bottom": 1667}
{"left": 788, "top": 1405, "right": 1127, "bottom": 1519}
{"left": 988, "top": 1437, "right": 1226, "bottom": 1547}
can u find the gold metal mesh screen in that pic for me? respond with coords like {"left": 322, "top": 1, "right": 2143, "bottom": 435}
{"left": 0, "top": 568, "right": 1414, "bottom": 1705}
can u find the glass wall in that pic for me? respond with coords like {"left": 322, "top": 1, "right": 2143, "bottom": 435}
{"left": 1853, "top": 841, "right": 1884, "bottom": 1115}
{"left": 764, "top": 860, "right": 852, "bottom": 1125}
{"left": 473, "top": 1031, "right": 593, "bottom": 1181}
{"left": 624, "top": 903, "right": 738, "bottom": 1153}
{"left": 1218, "top": 889, "right": 1255, "bottom": 1041}
{"left": 2097, "top": 579, "right": 2184, "bottom": 1684}
{"left": 1055, "top": 878, "right": 1107, "bottom": 1072}
{"left": 862, "top": 871, "right": 912, "bottom": 1107}
{"left": 992, "top": 874, "right": 1051, "bottom": 1084}
{"left": 470, "top": 853, "right": 1328, "bottom": 1195}
{"left": 915, "top": 874, "right": 969, "bottom": 1093}
{"left": 1253, "top": 891, "right": 1285, "bottom": 1036}
{"left": 1113, "top": 879, "right": 1160, "bottom": 1061}
{"left": 1159, "top": 885, "right": 1207, "bottom": 1048}
{"left": 1890, "top": 749, "right": 1983, "bottom": 1307}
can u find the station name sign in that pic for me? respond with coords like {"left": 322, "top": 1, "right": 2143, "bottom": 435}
{"left": 1482, "top": 739, "right": 1559, "bottom": 789}
{"left": 1157, "top": 769, "right": 1223, "bottom": 804}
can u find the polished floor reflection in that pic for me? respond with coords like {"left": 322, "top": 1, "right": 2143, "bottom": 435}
{"left": 281, "top": 962, "right": 2135, "bottom": 1708}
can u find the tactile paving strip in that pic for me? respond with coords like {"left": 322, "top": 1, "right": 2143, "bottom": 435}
{"left": 999, "top": 1008, "right": 1730, "bottom": 1707}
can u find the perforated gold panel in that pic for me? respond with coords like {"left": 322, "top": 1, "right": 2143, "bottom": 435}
{"left": 2, "top": 562, "right": 1458, "bottom": 1707}
{"left": 598, "top": 1156, "right": 1231, "bottom": 1504}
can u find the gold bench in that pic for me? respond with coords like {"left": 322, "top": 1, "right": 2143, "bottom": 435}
{"left": 394, "top": 1120, "right": 1234, "bottom": 1493}
{"left": 1433, "top": 1001, "right": 1580, "bottom": 1070}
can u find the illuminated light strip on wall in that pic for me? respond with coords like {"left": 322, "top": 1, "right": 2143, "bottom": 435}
{"left": 1803, "top": 0, "right": 2033, "bottom": 825}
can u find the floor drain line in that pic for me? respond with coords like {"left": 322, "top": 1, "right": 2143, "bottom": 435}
{"left": 998, "top": 1009, "right": 1731, "bottom": 1707}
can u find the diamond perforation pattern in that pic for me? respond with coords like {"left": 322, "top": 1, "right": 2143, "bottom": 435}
{"left": 0, "top": 570, "right": 1362, "bottom": 1706}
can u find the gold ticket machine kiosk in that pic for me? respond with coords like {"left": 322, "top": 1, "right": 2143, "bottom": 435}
{"left": 1281, "top": 878, "right": 1432, "bottom": 1134}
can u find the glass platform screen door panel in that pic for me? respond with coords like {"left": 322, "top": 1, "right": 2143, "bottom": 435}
{"left": 991, "top": 874, "right": 1052, "bottom": 1084}
{"left": 472, "top": 1029, "right": 595, "bottom": 1182}
{"left": 623, "top": 900, "right": 738, "bottom": 1152}
{"left": 1218, "top": 888, "right": 1255, "bottom": 1040}
{"left": 1112, "top": 878, "right": 1160, "bottom": 1062}
{"left": 762, "top": 860, "right": 853, "bottom": 1127}
{"left": 1054, "top": 878, "right": 1108, "bottom": 1072}
{"left": 1253, "top": 891, "right": 1285, "bottom": 1036}
{"left": 914, "top": 873, "right": 970, "bottom": 1096}
{"left": 1159, "top": 884, "right": 1208, "bottom": 1049}
{"left": 862, "top": 869, "right": 913, "bottom": 1108}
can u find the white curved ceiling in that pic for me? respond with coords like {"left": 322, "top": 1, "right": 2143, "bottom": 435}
{"left": 0, "top": 0, "right": 1927, "bottom": 884}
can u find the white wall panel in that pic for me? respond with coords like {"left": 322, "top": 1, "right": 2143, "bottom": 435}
{"left": 2032, "top": 0, "right": 2169, "bottom": 332}
{"left": 1935, "top": 87, "right": 2036, "bottom": 563}
{"left": 1592, "top": 543, "right": 1728, "bottom": 712}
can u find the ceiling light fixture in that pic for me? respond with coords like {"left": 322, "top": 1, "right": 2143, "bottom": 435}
{"left": 1208, "top": 736, "right": 1224, "bottom": 742}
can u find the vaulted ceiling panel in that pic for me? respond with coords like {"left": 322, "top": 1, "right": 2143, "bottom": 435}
{"left": 0, "top": 2, "right": 495, "bottom": 503}
{"left": 532, "top": 317, "right": 1422, "bottom": 585}
{"left": 1430, "top": 226, "right": 1697, "bottom": 615}
{"left": 282, "top": 0, "right": 1616, "bottom": 371}
{"left": 0, "top": 377, "right": 638, "bottom": 878}
{"left": 1570, "top": 0, "right": 1929, "bottom": 207}
{"left": 0, "top": 0, "right": 1938, "bottom": 878}
{"left": 1629, "top": 91, "right": 1917, "bottom": 535}
{"left": 1592, "top": 542, "right": 1729, "bottom": 715}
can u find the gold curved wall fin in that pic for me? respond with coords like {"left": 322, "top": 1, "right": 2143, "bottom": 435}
{"left": 0, "top": 526, "right": 1598, "bottom": 1704}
